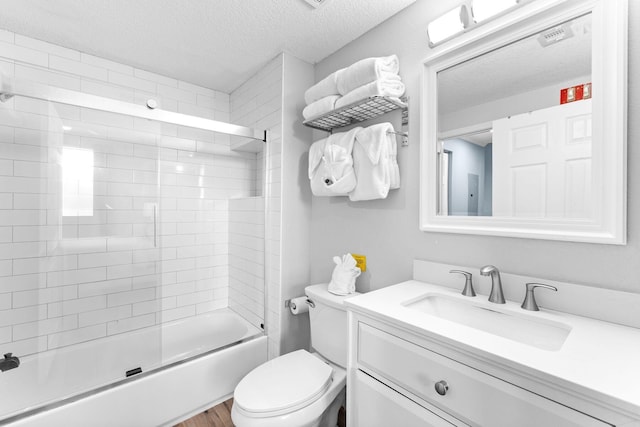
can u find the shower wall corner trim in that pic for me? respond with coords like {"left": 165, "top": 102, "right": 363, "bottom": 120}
{"left": 0, "top": 74, "right": 267, "bottom": 142}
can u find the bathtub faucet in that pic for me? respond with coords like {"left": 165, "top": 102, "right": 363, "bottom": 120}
{"left": 1, "top": 353, "right": 20, "bottom": 372}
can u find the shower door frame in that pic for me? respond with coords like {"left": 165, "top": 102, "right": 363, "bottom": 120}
{"left": 0, "top": 76, "right": 268, "bottom": 142}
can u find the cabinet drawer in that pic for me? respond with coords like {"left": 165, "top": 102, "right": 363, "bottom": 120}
{"left": 353, "top": 370, "right": 456, "bottom": 427}
{"left": 358, "top": 323, "right": 611, "bottom": 427}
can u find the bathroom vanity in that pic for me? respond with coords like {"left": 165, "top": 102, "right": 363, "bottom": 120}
{"left": 345, "top": 263, "right": 640, "bottom": 427}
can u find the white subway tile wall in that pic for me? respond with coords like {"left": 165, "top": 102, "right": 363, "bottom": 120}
{"left": 231, "top": 55, "right": 283, "bottom": 359}
{"left": 228, "top": 197, "right": 265, "bottom": 329}
{"left": 0, "top": 31, "right": 267, "bottom": 357}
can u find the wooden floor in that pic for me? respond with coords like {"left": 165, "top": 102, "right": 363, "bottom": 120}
{"left": 174, "top": 398, "right": 235, "bottom": 427}
{"left": 175, "top": 398, "right": 346, "bottom": 427}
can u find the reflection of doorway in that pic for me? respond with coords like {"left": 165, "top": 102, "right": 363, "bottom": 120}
{"left": 441, "top": 135, "right": 491, "bottom": 216}
{"left": 468, "top": 173, "right": 479, "bottom": 216}
{"left": 439, "top": 150, "right": 452, "bottom": 215}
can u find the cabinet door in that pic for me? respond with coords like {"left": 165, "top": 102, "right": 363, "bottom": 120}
{"left": 353, "top": 370, "right": 457, "bottom": 427}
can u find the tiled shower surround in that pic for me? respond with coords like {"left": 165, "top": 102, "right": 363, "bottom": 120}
{"left": 0, "top": 30, "right": 270, "bottom": 356}
{"left": 228, "top": 197, "right": 265, "bottom": 329}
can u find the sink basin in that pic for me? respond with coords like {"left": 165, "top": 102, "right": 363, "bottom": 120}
{"left": 403, "top": 294, "right": 571, "bottom": 351}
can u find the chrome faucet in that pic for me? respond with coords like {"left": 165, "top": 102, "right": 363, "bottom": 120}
{"left": 480, "top": 265, "right": 505, "bottom": 304}
{"left": 1, "top": 353, "right": 20, "bottom": 372}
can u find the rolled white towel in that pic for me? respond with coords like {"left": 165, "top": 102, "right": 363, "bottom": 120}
{"left": 304, "top": 71, "right": 341, "bottom": 105}
{"left": 302, "top": 95, "right": 340, "bottom": 120}
{"left": 335, "top": 78, "right": 405, "bottom": 109}
{"left": 336, "top": 55, "right": 400, "bottom": 95}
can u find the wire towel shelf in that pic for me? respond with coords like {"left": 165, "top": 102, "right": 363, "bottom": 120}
{"left": 303, "top": 96, "right": 407, "bottom": 132}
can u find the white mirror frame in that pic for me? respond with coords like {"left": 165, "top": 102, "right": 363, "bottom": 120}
{"left": 420, "top": 0, "right": 627, "bottom": 244}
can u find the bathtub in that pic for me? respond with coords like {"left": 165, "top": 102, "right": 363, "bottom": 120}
{"left": 1, "top": 308, "right": 267, "bottom": 426}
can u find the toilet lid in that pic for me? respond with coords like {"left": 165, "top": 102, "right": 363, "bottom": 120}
{"left": 234, "top": 349, "right": 333, "bottom": 417}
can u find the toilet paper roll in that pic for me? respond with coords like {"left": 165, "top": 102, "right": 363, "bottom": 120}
{"left": 290, "top": 296, "right": 310, "bottom": 315}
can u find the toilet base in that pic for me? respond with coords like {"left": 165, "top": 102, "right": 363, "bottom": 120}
{"left": 315, "top": 387, "right": 345, "bottom": 427}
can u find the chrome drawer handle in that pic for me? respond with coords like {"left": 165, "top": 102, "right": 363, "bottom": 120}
{"left": 434, "top": 380, "right": 449, "bottom": 396}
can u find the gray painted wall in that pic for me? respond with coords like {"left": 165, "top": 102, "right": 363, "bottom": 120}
{"left": 280, "top": 53, "right": 314, "bottom": 354}
{"left": 309, "top": 0, "right": 639, "bottom": 294}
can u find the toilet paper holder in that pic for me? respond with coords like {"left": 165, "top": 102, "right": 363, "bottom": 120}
{"left": 285, "top": 298, "right": 315, "bottom": 309}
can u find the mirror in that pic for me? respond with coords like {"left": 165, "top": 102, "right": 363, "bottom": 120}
{"left": 438, "top": 13, "right": 591, "bottom": 218}
{"left": 420, "top": 0, "right": 627, "bottom": 244}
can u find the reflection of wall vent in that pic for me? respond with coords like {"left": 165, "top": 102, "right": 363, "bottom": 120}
{"left": 537, "top": 24, "right": 574, "bottom": 47}
{"left": 302, "top": 0, "right": 331, "bottom": 9}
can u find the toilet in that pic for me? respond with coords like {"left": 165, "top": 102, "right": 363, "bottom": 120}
{"left": 231, "top": 284, "right": 356, "bottom": 427}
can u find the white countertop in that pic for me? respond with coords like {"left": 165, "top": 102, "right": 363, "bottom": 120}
{"left": 345, "top": 280, "right": 640, "bottom": 417}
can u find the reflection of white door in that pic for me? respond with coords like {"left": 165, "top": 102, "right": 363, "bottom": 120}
{"left": 493, "top": 99, "right": 592, "bottom": 218}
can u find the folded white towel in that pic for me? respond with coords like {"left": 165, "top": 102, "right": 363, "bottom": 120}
{"left": 336, "top": 55, "right": 400, "bottom": 95}
{"left": 349, "top": 122, "right": 399, "bottom": 201}
{"left": 304, "top": 72, "right": 340, "bottom": 105}
{"left": 328, "top": 254, "right": 361, "bottom": 295}
{"left": 302, "top": 95, "right": 340, "bottom": 120}
{"left": 335, "top": 78, "right": 405, "bottom": 109}
{"left": 308, "top": 127, "right": 361, "bottom": 196}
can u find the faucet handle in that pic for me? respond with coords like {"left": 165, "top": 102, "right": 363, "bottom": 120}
{"left": 521, "top": 282, "right": 557, "bottom": 311}
{"left": 449, "top": 270, "right": 476, "bottom": 297}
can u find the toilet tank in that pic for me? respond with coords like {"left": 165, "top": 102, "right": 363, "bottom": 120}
{"left": 305, "top": 284, "right": 359, "bottom": 368}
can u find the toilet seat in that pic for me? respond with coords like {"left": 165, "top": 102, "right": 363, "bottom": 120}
{"left": 234, "top": 350, "right": 333, "bottom": 418}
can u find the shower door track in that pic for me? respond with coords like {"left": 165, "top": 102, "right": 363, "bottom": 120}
{"left": 0, "top": 75, "right": 267, "bottom": 142}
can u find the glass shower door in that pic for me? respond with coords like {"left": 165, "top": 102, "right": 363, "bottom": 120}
{"left": 0, "top": 73, "right": 267, "bottom": 422}
{"left": 0, "top": 96, "right": 163, "bottom": 419}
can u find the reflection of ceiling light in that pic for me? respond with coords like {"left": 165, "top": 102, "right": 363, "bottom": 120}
{"left": 472, "top": 0, "right": 518, "bottom": 23}
{"left": 62, "top": 125, "right": 72, "bottom": 131}
{"left": 427, "top": 6, "right": 466, "bottom": 46}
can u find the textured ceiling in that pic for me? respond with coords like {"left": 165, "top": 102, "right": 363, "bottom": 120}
{"left": 439, "top": 14, "right": 592, "bottom": 115}
{"left": 0, "top": 0, "right": 416, "bottom": 92}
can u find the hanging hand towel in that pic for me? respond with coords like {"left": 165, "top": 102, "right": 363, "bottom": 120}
{"left": 349, "top": 122, "right": 399, "bottom": 201}
{"left": 308, "top": 127, "right": 361, "bottom": 196}
{"left": 389, "top": 128, "right": 400, "bottom": 190}
{"left": 302, "top": 95, "right": 340, "bottom": 120}
{"left": 336, "top": 55, "right": 400, "bottom": 95}
{"left": 328, "top": 254, "right": 361, "bottom": 295}
{"left": 335, "top": 78, "right": 405, "bottom": 109}
{"left": 304, "top": 71, "right": 341, "bottom": 105}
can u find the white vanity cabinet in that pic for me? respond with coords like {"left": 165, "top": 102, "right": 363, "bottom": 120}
{"left": 353, "top": 370, "right": 456, "bottom": 427}
{"left": 347, "top": 311, "right": 639, "bottom": 427}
